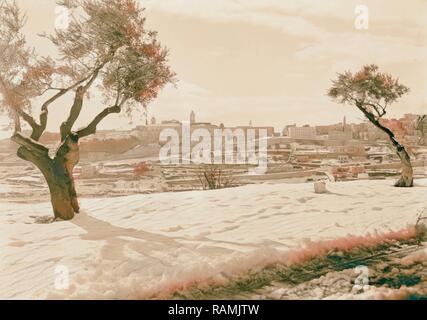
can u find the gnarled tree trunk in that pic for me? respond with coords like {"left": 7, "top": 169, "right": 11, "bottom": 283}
{"left": 356, "top": 103, "right": 413, "bottom": 187}
{"left": 14, "top": 133, "right": 80, "bottom": 220}
{"left": 45, "top": 159, "right": 79, "bottom": 220}
{"left": 48, "top": 133, "right": 80, "bottom": 220}
{"left": 394, "top": 146, "right": 413, "bottom": 187}
{"left": 11, "top": 89, "right": 120, "bottom": 220}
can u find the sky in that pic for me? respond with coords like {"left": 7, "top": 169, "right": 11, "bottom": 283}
{"left": 1, "top": 0, "right": 426, "bottom": 138}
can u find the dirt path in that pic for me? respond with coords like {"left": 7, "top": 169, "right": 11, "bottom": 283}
{"left": 174, "top": 240, "right": 427, "bottom": 300}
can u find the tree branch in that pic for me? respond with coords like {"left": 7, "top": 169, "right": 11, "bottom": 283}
{"left": 60, "top": 86, "right": 85, "bottom": 141}
{"left": 355, "top": 102, "right": 400, "bottom": 149}
{"left": 15, "top": 108, "right": 39, "bottom": 131}
{"left": 32, "top": 73, "right": 96, "bottom": 141}
{"left": 364, "top": 102, "right": 386, "bottom": 119}
{"left": 58, "top": 60, "right": 110, "bottom": 141}
{"left": 82, "top": 62, "right": 104, "bottom": 92}
{"left": 76, "top": 105, "right": 121, "bottom": 138}
{"left": 11, "top": 132, "right": 49, "bottom": 156}
{"left": 0, "top": 75, "right": 42, "bottom": 135}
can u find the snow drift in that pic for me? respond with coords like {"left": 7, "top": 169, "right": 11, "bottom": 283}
{"left": 0, "top": 178, "right": 426, "bottom": 299}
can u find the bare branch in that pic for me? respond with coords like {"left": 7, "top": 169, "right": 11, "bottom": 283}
{"left": 11, "top": 132, "right": 49, "bottom": 156}
{"left": 32, "top": 73, "right": 96, "bottom": 141}
{"left": 60, "top": 86, "right": 85, "bottom": 141}
{"left": 59, "top": 59, "right": 112, "bottom": 141}
{"left": 76, "top": 105, "right": 121, "bottom": 138}
{"left": 15, "top": 108, "right": 38, "bottom": 130}
{"left": 364, "top": 102, "right": 387, "bottom": 119}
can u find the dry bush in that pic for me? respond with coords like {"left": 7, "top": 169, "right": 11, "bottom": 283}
{"left": 134, "top": 162, "right": 151, "bottom": 176}
{"left": 197, "top": 165, "right": 235, "bottom": 190}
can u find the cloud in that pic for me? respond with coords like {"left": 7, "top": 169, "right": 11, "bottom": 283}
{"left": 142, "top": 0, "right": 324, "bottom": 39}
{"left": 294, "top": 32, "right": 427, "bottom": 65}
{"left": 175, "top": 80, "right": 210, "bottom": 97}
{"left": 143, "top": 0, "right": 427, "bottom": 65}
{"left": 142, "top": 0, "right": 427, "bottom": 33}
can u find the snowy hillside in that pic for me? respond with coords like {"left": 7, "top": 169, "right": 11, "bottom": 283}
{"left": 0, "top": 178, "right": 426, "bottom": 299}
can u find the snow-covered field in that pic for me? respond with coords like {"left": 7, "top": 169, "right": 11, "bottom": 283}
{"left": 0, "top": 178, "right": 426, "bottom": 299}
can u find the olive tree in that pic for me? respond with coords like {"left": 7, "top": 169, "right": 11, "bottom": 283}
{"left": 0, "top": 0, "right": 175, "bottom": 220}
{"left": 328, "top": 64, "right": 412, "bottom": 187}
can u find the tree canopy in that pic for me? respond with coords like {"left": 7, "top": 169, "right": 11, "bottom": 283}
{"left": 328, "top": 64, "right": 413, "bottom": 187}
{"left": 327, "top": 64, "right": 409, "bottom": 119}
{"left": 0, "top": 0, "right": 176, "bottom": 141}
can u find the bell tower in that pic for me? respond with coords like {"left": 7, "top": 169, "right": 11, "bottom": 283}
{"left": 190, "top": 110, "right": 196, "bottom": 124}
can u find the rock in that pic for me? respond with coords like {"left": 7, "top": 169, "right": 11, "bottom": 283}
{"left": 270, "top": 288, "right": 286, "bottom": 299}
{"left": 313, "top": 287, "right": 324, "bottom": 298}
{"left": 314, "top": 181, "right": 327, "bottom": 194}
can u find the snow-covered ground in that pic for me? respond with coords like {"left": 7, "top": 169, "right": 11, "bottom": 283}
{"left": 0, "top": 178, "right": 426, "bottom": 299}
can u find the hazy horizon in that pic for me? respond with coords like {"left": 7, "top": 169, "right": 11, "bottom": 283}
{"left": 1, "top": 0, "right": 426, "bottom": 139}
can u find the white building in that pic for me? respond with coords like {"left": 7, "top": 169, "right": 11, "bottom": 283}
{"left": 288, "top": 126, "right": 317, "bottom": 140}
